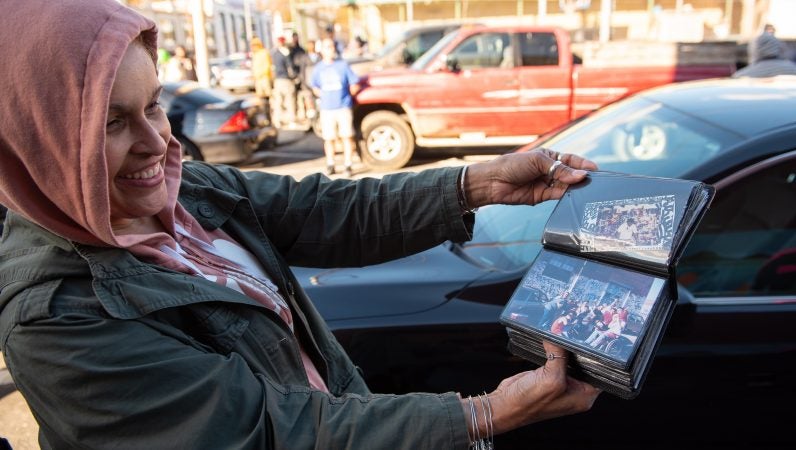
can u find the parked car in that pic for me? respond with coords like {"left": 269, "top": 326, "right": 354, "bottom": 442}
{"left": 347, "top": 23, "right": 463, "bottom": 76}
{"left": 160, "top": 81, "right": 277, "bottom": 164}
{"left": 209, "top": 53, "right": 255, "bottom": 93}
{"left": 353, "top": 25, "right": 736, "bottom": 170}
{"left": 293, "top": 77, "right": 796, "bottom": 449}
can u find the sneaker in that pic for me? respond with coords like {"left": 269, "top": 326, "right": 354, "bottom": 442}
{"left": 326, "top": 165, "right": 335, "bottom": 176}
{"left": 344, "top": 165, "right": 353, "bottom": 177}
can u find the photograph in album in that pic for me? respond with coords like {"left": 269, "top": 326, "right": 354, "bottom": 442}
{"left": 498, "top": 171, "right": 715, "bottom": 398}
{"left": 501, "top": 249, "right": 665, "bottom": 367}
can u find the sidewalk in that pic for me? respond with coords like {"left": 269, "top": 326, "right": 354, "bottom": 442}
{"left": 0, "top": 355, "right": 38, "bottom": 450}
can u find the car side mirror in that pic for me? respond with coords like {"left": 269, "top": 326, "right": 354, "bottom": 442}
{"left": 445, "top": 54, "right": 460, "bottom": 72}
{"left": 401, "top": 48, "right": 415, "bottom": 65}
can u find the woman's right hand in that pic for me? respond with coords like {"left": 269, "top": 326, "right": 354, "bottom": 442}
{"left": 462, "top": 340, "right": 600, "bottom": 438}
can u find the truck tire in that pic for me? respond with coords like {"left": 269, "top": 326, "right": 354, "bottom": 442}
{"left": 360, "top": 111, "right": 414, "bottom": 170}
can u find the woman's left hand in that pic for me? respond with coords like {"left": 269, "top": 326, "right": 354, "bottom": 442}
{"left": 464, "top": 149, "right": 598, "bottom": 208}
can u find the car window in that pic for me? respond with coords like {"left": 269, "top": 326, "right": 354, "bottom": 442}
{"left": 677, "top": 154, "right": 796, "bottom": 297}
{"left": 181, "top": 87, "right": 235, "bottom": 106}
{"left": 450, "top": 32, "right": 511, "bottom": 69}
{"left": 518, "top": 32, "right": 559, "bottom": 66}
{"left": 158, "top": 89, "right": 175, "bottom": 111}
{"left": 404, "top": 30, "right": 445, "bottom": 62}
{"left": 461, "top": 202, "right": 555, "bottom": 271}
{"left": 412, "top": 30, "right": 459, "bottom": 69}
{"left": 539, "top": 96, "right": 741, "bottom": 176}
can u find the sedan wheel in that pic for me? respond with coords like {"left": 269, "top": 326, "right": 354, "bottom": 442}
{"left": 178, "top": 136, "right": 204, "bottom": 162}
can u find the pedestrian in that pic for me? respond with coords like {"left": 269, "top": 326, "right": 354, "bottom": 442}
{"left": 311, "top": 37, "right": 361, "bottom": 177}
{"left": 0, "top": 1, "right": 601, "bottom": 448}
{"left": 162, "top": 45, "right": 196, "bottom": 82}
{"left": 289, "top": 31, "right": 316, "bottom": 124}
{"left": 250, "top": 37, "right": 272, "bottom": 106}
{"left": 324, "top": 24, "right": 347, "bottom": 57}
{"left": 733, "top": 30, "right": 796, "bottom": 78}
{"left": 270, "top": 36, "right": 298, "bottom": 128}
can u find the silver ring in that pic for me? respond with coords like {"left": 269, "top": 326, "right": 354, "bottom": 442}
{"left": 547, "top": 353, "right": 566, "bottom": 361}
{"left": 547, "top": 160, "right": 562, "bottom": 179}
{"left": 556, "top": 152, "right": 564, "bottom": 161}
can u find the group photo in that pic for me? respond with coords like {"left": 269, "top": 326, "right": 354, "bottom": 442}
{"left": 503, "top": 250, "right": 665, "bottom": 363}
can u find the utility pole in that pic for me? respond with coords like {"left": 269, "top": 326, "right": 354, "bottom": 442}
{"left": 191, "top": 0, "right": 210, "bottom": 86}
{"left": 244, "top": 0, "right": 254, "bottom": 48}
{"left": 599, "top": 0, "right": 612, "bottom": 42}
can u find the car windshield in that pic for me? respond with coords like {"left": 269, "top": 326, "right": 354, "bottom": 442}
{"left": 459, "top": 94, "right": 743, "bottom": 272}
{"left": 411, "top": 29, "right": 459, "bottom": 69}
{"left": 376, "top": 29, "right": 413, "bottom": 58}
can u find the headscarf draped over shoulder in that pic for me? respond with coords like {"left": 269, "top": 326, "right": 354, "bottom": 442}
{"left": 0, "top": 0, "right": 182, "bottom": 248}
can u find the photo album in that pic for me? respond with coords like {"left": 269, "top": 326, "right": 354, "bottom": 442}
{"left": 499, "top": 171, "right": 715, "bottom": 398}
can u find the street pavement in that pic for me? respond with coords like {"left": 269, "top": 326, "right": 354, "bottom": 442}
{"left": 0, "top": 127, "right": 501, "bottom": 449}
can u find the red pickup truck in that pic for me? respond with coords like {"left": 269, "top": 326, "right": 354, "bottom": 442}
{"left": 353, "top": 25, "right": 735, "bottom": 169}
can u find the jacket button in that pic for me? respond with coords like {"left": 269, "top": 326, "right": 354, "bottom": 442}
{"left": 198, "top": 204, "right": 214, "bottom": 218}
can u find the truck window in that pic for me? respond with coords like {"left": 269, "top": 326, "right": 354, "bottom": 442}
{"left": 519, "top": 32, "right": 559, "bottom": 66}
{"left": 404, "top": 30, "right": 445, "bottom": 63}
{"left": 450, "top": 32, "right": 511, "bottom": 69}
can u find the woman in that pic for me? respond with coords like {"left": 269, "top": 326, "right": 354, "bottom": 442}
{"left": 0, "top": 1, "right": 599, "bottom": 448}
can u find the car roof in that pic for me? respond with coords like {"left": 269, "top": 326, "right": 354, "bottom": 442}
{"left": 638, "top": 76, "right": 796, "bottom": 138}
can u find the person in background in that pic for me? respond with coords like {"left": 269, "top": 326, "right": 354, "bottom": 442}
{"left": 311, "top": 37, "right": 360, "bottom": 177}
{"left": 734, "top": 26, "right": 796, "bottom": 78}
{"left": 270, "top": 36, "right": 298, "bottom": 128}
{"left": 289, "top": 32, "right": 315, "bottom": 124}
{"left": 1, "top": 1, "right": 601, "bottom": 448}
{"left": 345, "top": 35, "right": 369, "bottom": 58}
{"left": 324, "top": 24, "right": 347, "bottom": 57}
{"left": 250, "top": 37, "right": 272, "bottom": 109}
{"left": 162, "top": 45, "right": 196, "bottom": 82}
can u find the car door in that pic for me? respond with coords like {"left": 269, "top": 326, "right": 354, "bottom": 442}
{"left": 412, "top": 31, "right": 519, "bottom": 139}
{"left": 515, "top": 31, "right": 573, "bottom": 136}
{"left": 669, "top": 150, "right": 796, "bottom": 444}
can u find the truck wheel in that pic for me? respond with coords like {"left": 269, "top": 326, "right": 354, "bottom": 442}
{"left": 360, "top": 111, "right": 414, "bottom": 170}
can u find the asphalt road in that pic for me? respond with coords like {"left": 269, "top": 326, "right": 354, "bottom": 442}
{"left": 241, "top": 128, "right": 499, "bottom": 178}
{"left": 0, "top": 126, "right": 503, "bottom": 449}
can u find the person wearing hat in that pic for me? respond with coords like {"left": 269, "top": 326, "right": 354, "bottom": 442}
{"left": 733, "top": 28, "right": 796, "bottom": 78}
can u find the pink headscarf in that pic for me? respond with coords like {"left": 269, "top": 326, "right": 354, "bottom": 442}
{"left": 0, "top": 0, "right": 184, "bottom": 256}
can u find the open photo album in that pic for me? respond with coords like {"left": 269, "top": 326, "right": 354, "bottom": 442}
{"left": 499, "top": 171, "right": 715, "bottom": 398}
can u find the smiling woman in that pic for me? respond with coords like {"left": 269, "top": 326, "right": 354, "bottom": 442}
{"left": 0, "top": 1, "right": 601, "bottom": 448}
{"left": 105, "top": 42, "right": 171, "bottom": 235}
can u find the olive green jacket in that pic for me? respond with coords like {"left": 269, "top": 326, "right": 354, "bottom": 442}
{"left": 0, "top": 162, "right": 475, "bottom": 449}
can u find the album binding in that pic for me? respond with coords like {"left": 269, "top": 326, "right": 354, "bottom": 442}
{"left": 499, "top": 171, "right": 714, "bottom": 399}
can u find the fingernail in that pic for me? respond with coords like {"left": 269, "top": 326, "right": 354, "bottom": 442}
{"left": 573, "top": 169, "right": 587, "bottom": 177}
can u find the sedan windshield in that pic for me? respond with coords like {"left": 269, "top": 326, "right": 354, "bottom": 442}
{"left": 460, "top": 94, "right": 743, "bottom": 272}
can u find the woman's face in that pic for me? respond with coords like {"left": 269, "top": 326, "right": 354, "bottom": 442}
{"left": 105, "top": 43, "right": 171, "bottom": 233}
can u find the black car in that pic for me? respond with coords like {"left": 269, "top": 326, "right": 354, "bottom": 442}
{"left": 293, "top": 77, "right": 796, "bottom": 449}
{"left": 160, "top": 81, "right": 277, "bottom": 164}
